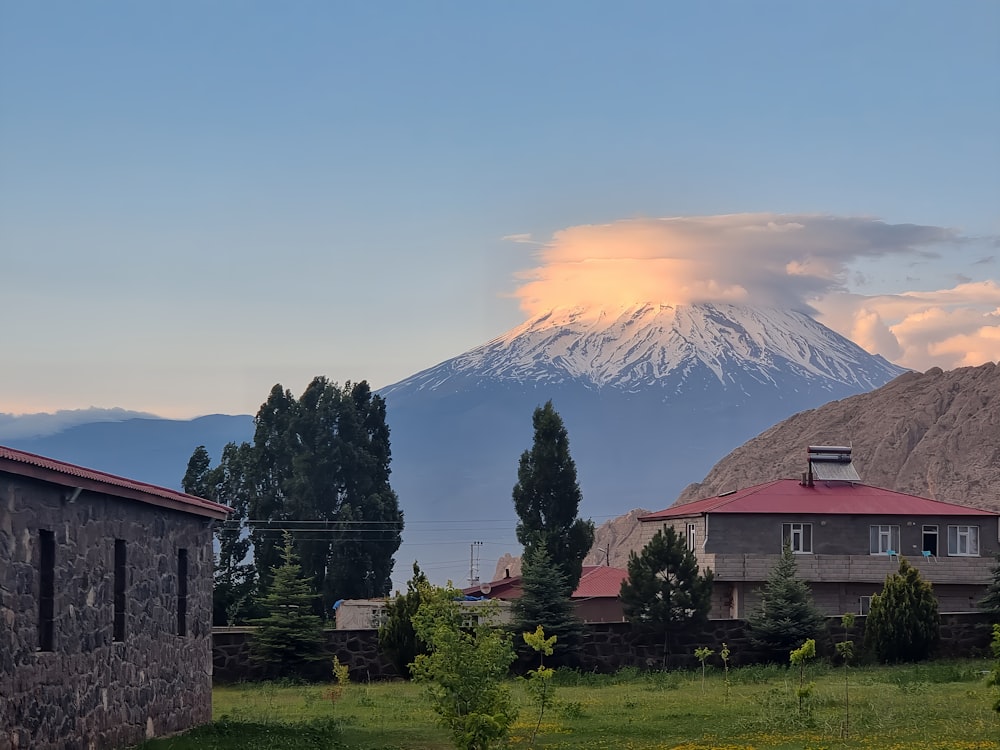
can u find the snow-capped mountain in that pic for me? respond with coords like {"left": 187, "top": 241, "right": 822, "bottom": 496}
{"left": 384, "top": 302, "right": 904, "bottom": 397}
{"left": 379, "top": 302, "right": 907, "bottom": 582}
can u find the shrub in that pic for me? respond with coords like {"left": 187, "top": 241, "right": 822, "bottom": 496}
{"left": 865, "top": 557, "right": 939, "bottom": 663}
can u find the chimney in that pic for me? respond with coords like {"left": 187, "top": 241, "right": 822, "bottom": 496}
{"left": 504, "top": 568, "right": 510, "bottom": 579}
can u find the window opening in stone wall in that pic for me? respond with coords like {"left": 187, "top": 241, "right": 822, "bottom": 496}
{"left": 858, "top": 595, "right": 872, "bottom": 616}
{"left": 38, "top": 529, "right": 55, "bottom": 651}
{"left": 177, "top": 548, "right": 188, "bottom": 636}
{"left": 113, "top": 539, "right": 126, "bottom": 642}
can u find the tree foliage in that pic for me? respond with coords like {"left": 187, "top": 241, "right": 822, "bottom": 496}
{"left": 249, "top": 533, "right": 328, "bottom": 677}
{"left": 746, "top": 545, "right": 825, "bottom": 657}
{"left": 865, "top": 557, "right": 940, "bottom": 663}
{"left": 513, "top": 401, "right": 594, "bottom": 594}
{"left": 379, "top": 562, "right": 431, "bottom": 677}
{"left": 186, "top": 377, "right": 403, "bottom": 613}
{"left": 979, "top": 555, "right": 1000, "bottom": 619}
{"left": 514, "top": 543, "right": 584, "bottom": 666}
{"left": 183, "top": 444, "right": 255, "bottom": 625}
{"left": 620, "top": 527, "right": 713, "bottom": 659}
{"left": 411, "top": 584, "right": 517, "bottom": 750}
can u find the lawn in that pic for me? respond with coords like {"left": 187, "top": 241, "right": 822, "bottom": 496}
{"left": 140, "top": 660, "right": 1000, "bottom": 750}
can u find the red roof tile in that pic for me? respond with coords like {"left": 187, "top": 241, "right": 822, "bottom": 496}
{"left": 641, "top": 478, "right": 996, "bottom": 520}
{"left": 0, "top": 444, "right": 231, "bottom": 519}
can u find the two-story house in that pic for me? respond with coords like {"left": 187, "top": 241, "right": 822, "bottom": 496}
{"left": 638, "top": 446, "right": 999, "bottom": 619}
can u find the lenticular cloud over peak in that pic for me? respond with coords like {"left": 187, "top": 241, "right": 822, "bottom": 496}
{"left": 510, "top": 214, "right": 999, "bottom": 371}
{"left": 513, "top": 213, "right": 958, "bottom": 316}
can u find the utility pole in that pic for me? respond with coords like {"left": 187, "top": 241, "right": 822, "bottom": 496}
{"left": 469, "top": 540, "right": 483, "bottom": 587}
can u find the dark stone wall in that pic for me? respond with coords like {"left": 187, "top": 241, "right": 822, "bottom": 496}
{"left": 0, "top": 474, "right": 215, "bottom": 750}
{"left": 213, "top": 611, "right": 996, "bottom": 682}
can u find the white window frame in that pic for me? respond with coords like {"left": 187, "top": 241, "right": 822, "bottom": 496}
{"left": 686, "top": 523, "right": 697, "bottom": 552}
{"left": 947, "top": 525, "right": 980, "bottom": 557}
{"left": 369, "top": 606, "right": 389, "bottom": 629}
{"left": 781, "top": 522, "right": 813, "bottom": 554}
{"left": 859, "top": 595, "right": 872, "bottom": 616}
{"left": 869, "top": 525, "right": 900, "bottom": 555}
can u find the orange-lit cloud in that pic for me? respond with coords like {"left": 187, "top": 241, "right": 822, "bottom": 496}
{"left": 509, "top": 214, "right": 999, "bottom": 370}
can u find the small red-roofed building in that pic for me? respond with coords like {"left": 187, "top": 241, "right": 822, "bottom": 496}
{"left": 639, "top": 446, "right": 1000, "bottom": 619}
{"left": 464, "top": 565, "right": 629, "bottom": 623}
{"left": 0, "top": 445, "right": 230, "bottom": 750}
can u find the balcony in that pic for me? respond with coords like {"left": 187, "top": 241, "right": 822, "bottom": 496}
{"left": 699, "top": 552, "right": 994, "bottom": 585}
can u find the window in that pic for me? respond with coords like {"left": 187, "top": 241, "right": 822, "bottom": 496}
{"left": 113, "top": 539, "right": 126, "bottom": 642}
{"left": 869, "top": 525, "right": 900, "bottom": 555}
{"left": 38, "top": 530, "right": 55, "bottom": 651}
{"left": 177, "top": 549, "right": 188, "bottom": 636}
{"left": 947, "top": 525, "right": 979, "bottom": 556}
{"left": 686, "top": 523, "right": 697, "bottom": 552}
{"left": 859, "top": 595, "right": 873, "bottom": 616}
{"left": 369, "top": 607, "right": 389, "bottom": 629}
{"left": 781, "top": 523, "right": 812, "bottom": 553}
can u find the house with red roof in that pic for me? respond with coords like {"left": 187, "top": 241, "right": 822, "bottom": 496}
{"left": 463, "top": 565, "right": 629, "bottom": 623}
{"left": 0, "top": 445, "right": 230, "bottom": 750}
{"left": 639, "top": 446, "right": 999, "bottom": 619}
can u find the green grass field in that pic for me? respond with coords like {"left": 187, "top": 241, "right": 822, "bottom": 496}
{"left": 140, "top": 660, "right": 1000, "bottom": 750}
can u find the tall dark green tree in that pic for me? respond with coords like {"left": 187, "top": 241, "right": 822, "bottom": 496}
{"left": 187, "top": 376, "right": 403, "bottom": 614}
{"left": 250, "top": 533, "right": 328, "bottom": 678}
{"left": 746, "top": 545, "right": 825, "bottom": 657}
{"left": 514, "top": 543, "right": 584, "bottom": 666}
{"left": 513, "top": 401, "right": 594, "bottom": 595}
{"left": 865, "top": 557, "right": 939, "bottom": 663}
{"left": 619, "top": 527, "right": 713, "bottom": 661}
{"left": 379, "top": 562, "right": 431, "bottom": 677}
{"left": 183, "top": 444, "right": 256, "bottom": 625}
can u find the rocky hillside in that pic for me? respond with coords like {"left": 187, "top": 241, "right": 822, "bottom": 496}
{"left": 678, "top": 362, "right": 1000, "bottom": 510}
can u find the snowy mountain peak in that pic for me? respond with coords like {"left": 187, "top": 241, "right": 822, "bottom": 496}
{"left": 383, "top": 302, "right": 907, "bottom": 396}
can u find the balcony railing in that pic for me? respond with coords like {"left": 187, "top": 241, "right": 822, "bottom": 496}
{"left": 698, "top": 552, "right": 993, "bottom": 585}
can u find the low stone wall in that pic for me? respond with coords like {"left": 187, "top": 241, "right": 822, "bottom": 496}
{"left": 214, "top": 612, "right": 995, "bottom": 682}
{"left": 213, "top": 628, "right": 399, "bottom": 683}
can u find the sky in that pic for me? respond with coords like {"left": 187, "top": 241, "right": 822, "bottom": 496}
{"left": 2, "top": 1, "right": 998, "bottom": 422}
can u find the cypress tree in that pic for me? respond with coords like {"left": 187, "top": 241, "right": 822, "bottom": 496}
{"left": 379, "top": 562, "right": 431, "bottom": 677}
{"left": 746, "top": 544, "right": 825, "bottom": 658}
{"left": 513, "top": 401, "right": 594, "bottom": 595}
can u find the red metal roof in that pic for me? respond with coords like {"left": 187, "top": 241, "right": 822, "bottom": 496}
{"left": 465, "top": 565, "right": 629, "bottom": 600}
{"left": 640, "top": 478, "right": 997, "bottom": 520}
{"left": 0, "top": 444, "right": 231, "bottom": 520}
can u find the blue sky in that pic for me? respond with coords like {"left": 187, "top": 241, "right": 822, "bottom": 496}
{"left": 2, "top": 1, "right": 998, "bottom": 419}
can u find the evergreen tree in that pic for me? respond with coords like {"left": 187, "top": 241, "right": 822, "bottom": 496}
{"left": 379, "top": 562, "right": 431, "bottom": 677}
{"left": 513, "top": 401, "right": 594, "bottom": 594}
{"left": 250, "top": 533, "right": 328, "bottom": 677}
{"left": 183, "top": 443, "right": 256, "bottom": 625}
{"left": 620, "top": 527, "right": 714, "bottom": 661}
{"left": 865, "top": 557, "right": 939, "bottom": 663}
{"left": 514, "top": 543, "right": 584, "bottom": 666}
{"left": 192, "top": 377, "right": 404, "bottom": 614}
{"left": 746, "top": 544, "right": 825, "bottom": 657}
{"left": 980, "top": 555, "right": 1000, "bottom": 619}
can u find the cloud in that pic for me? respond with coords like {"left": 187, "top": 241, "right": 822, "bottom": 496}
{"left": 513, "top": 213, "right": 999, "bottom": 370}
{"left": 501, "top": 233, "right": 540, "bottom": 245}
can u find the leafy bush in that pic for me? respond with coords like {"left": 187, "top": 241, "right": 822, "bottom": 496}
{"left": 865, "top": 557, "right": 939, "bottom": 663}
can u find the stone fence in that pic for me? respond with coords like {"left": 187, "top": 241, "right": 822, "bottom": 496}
{"left": 213, "top": 612, "right": 996, "bottom": 683}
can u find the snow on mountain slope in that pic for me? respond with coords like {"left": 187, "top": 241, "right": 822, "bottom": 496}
{"left": 382, "top": 303, "right": 906, "bottom": 396}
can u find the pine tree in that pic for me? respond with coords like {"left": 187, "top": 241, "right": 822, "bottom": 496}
{"left": 513, "top": 401, "right": 594, "bottom": 594}
{"left": 250, "top": 533, "right": 328, "bottom": 677}
{"left": 379, "top": 562, "right": 431, "bottom": 677}
{"left": 746, "top": 544, "right": 825, "bottom": 657}
{"left": 865, "top": 557, "right": 939, "bottom": 663}
{"left": 620, "top": 527, "right": 714, "bottom": 662}
{"left": 514, "top": 543, "right": 584, "bottom": 666}
{"left": 980, "top": 555, "right": 1000, "bottom": 619}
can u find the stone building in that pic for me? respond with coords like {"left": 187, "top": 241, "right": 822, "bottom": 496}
{"left": 0, "top": 445, "right": 229, "bottom": 750}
